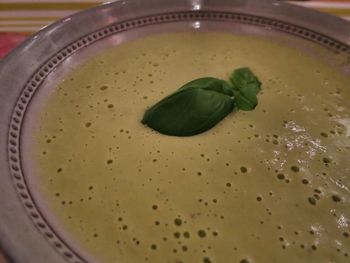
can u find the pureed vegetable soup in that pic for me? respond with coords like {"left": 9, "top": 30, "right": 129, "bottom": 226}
{"left": 34, "top": 32, "right": 350, "bottom": 263}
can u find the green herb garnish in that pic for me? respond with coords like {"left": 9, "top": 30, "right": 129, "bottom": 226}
{"left": 230, "top": 67, "right": 261, "bottom": 111}
{"left": 142, "top": 67, "right": 261, "bottom": 137}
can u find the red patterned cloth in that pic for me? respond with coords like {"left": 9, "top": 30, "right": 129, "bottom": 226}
{"left": 0, "top": 33, "right": 28, "bottom": 59}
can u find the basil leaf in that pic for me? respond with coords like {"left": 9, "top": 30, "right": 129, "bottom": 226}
{"left": 141, "top": 68, "right": 262, "bottom": 136}
{"left": 142, "top": 78, "right": 234, "bottom": 136}
{"left": 230, "top": 67, "right": 261, "bottom": 111}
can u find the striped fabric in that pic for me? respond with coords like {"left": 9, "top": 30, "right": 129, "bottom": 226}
{"left": 0, "top": 0, "right": 350, "bottom": 34}
{"left": 0, "top": 0, "right": 103, "bottom": 34}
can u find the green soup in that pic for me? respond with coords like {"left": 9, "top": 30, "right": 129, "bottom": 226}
{"left": 35, "top": 32, "right": 350, "bottom": 263}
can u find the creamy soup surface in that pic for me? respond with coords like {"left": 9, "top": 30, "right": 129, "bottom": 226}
{"left": 35, "top": 32, "right": 350, "bottom": 263}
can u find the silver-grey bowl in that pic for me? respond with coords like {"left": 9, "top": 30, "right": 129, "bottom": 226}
{"left": 0, "top": 0, "right": 349, "bottom": 262}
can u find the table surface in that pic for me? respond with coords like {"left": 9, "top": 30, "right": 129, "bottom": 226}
{"left": 0, "top": 0, "right": 349, "bottom": 262}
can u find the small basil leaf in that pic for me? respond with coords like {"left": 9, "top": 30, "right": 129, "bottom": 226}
{"left": 233, "top": 90, "right": 257, "bottom": 111}
{"left": 142, "top": 86, "right": 234, "bottom": 136}
{"left": 230, "top": 67, "right": 261, "bottom": 111}
{"left": 230, "top": 67, "right": 261, "bottom": 93}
